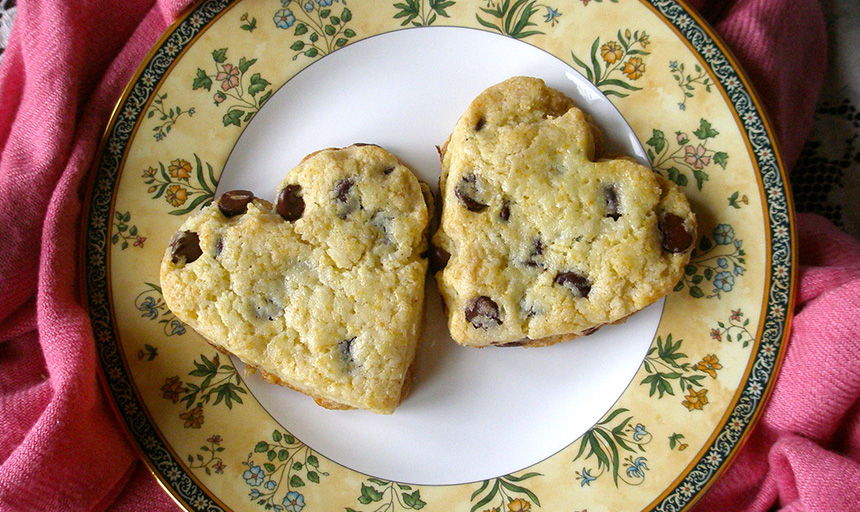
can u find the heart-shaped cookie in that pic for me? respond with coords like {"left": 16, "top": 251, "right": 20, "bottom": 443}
{"left": 432, "top": 77, "right": 696, "bottom": 347}
{"left": 160, "top": 145, "right": 430, "bottom": 413}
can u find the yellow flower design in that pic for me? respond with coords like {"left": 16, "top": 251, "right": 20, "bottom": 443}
{"left": 179, "top": 405, "right": 204, "bottom": 428}
{"left": 142, "top": 166, "right": 157, "bottom": 178}
{"left": 508, "top": 499, "right": 531, "bottom": 512}
{"left": 160, "top": 376, "right": 186, "bottom": 404}
{"left": 600, "top": 41, "right": 623, "bottom": 64}
{"left": 640, "top": 34, "right": 650, "bottom": 47}
{"left": 696, "top": 354, "right": 722, "bottom": 378}
{"left": 622, "top": 57, "right": 645, "bottom": 80}
{"left": 682, "top": 388, "right": 709, "bottom": 411}
{"left": 165, "top": 184, "right": 188, "bottom": 207}
{"left": 168, "top": 158, "right": 192, "bottom": 180}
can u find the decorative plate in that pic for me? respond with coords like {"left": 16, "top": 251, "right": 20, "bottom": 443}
{"left": 84, "top": 0, "right": 795, "bottom": 510}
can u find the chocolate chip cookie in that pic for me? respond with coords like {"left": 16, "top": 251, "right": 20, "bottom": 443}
{"left": 160, "top": 144, "right": 430, "bottom": 413}
{"left": 432, "top": 77, "right": 696, "bottom": 347}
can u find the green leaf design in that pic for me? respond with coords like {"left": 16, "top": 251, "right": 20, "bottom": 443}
{"left": 238, "top": 56, "right": 257, "bottom": 73}
{"left": 211, "top": 48, "right": 228, "bottom": 63}
{"left": 248, "top": 73, "right": 270, "bottom": 97}
{"left": 361, "top": 483, "right": 383, "bottom": 503}
{"left": 693, "top": 169, "right": 709, "bottom": 190}
{"left": 646, "top": 129, "right": 666, "bottom": 153}
{"left": 667, "top": 167, "right": 688, "bottom": 187}
{"left": 714, "top": 151, "right": 729, "bottom": 168}
{"left": 469, "top": 474, "right": 539, "bottom": 511}
{"left": 223, "top": 109, "right": 243, "bottom": 127}
{"left": 402, "top": 490, "right": 426, "bottom": 509}
{"left": 476, "top": 0, "right": 548, "bottom": 39}
{"left": 693, "top": 118, "right": 719, "bottom": 139}
{"left": 192, "top": 68, "right": 212, "bottom": 91}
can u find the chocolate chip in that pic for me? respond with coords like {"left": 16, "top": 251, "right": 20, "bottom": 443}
{"left": 659, "top": 213, "right": 693, "bottom": 253}
{"left": 427, "top": 244, "right": 450, "bottom": 273}
{"left": 382, "top": 166, "right": 395, "bottom": 175}
{"left": 277, "top": 185, "right": 304, "bottom": 222}
{"left": 253, "top": 298, "right": 280, "bottom": 321}
{"left": 217, "top": 190, "right": 255, "bottom": 217}
{"left": 554, "top": 271, "right": 591, "bottom": 298}
{"left": 524, "top": 237, "right": 545, "bottom": 268}
{"left": 338, "top": 337, "right": 356, "bottom": 367}
{"left": 335, "top": 178, "right": 353, "bottom": 202}
{"left": 214, "top": 236, "right": 224, "bottom": 259}
{"left": 500, "top": 200, "right": 511, "bottom": 221}
{"left": 455, "top": 174, "right": 488, "bottom": 212}
{"left": 169, "top": 231, "right": 202, "bottom": 265}
{"left": 465, "top": 296, "right": 502, "bottom": 329}
{"left": 604, "top": 185, "right": 621, "bottom": 221}
{"left": 334, "top": 178, "right": 360, "bottom": 218}
{"left": 475, "top": 117, "right": 486, "bottom": 131}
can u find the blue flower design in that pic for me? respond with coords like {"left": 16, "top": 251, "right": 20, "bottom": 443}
{"left": 579, "top": 468, "right": 596, "bottom": 487}
{"left": 317, "top": 0, "right": 333, "bottom": 6}
{"left": 543, "top": 6, "right": 560, "bottom": 23}
{"left": 678, "top": 103, "right": 687, "bottom": 111}
{"left": 712, "top": 224, "right": 735, "bottom": 245}
{"left": 669, "top": 60, "right": 679, "bottom": 70}
{"left": 168, "top": 320, "right": 186, "bottom": 336}
{"left": 626, "top": 456, "right": 649, "bottom": 479}
{"left": 283, "top": 491, "right": 305, "bottom": 512}
{"left": 243, "top": 463, "right": 266, "bottom": 486}
{"left": 264, "top": 480, "right": 276, "bottom": 490}
{"left": 632, "top": 423, "right": 649, "bottom": 441}
{"left": 713, "top": 271, "right": 735, "bottom": 292}
{"left": 304, "top": 0, "right": 313, "bottom": 11}
{"left": 188, "top": 108, "right": 196, "bottom": 117}
{"left": 249, "top": 489, "right": 261, "bottom": 499}
{"left": 273, "top": 8, "right": 296, "bottom": 29}
{"left": 281, "top": 0, "right": 292, "bottom": 5}
{"left": 717, "top": 257, "right": 728, "bottom": 268}
{"left": 137, "top": 296, "right": 159, "bottom": 319}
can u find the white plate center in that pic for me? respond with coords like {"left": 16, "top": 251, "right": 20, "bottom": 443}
{"left": 221, "top": 27, "right": 657, "bottom": 485}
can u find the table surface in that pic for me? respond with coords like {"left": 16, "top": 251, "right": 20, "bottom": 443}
{"left": 0, "top": 0, "right": 857, "bottom": 239}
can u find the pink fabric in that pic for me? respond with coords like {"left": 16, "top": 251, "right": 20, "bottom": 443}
{"left": 0, "top": 1, "right": 194, "bottom": 510}
{"left": 0, "top": 0, "right": 851, "bottom": 511}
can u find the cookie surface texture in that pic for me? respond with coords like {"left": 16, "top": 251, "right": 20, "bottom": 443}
{"left": 160, "top": 145, "right": 430, "bottom": 414}
{"left": 433, "top": 77, "right": 696, "bottom": 347}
